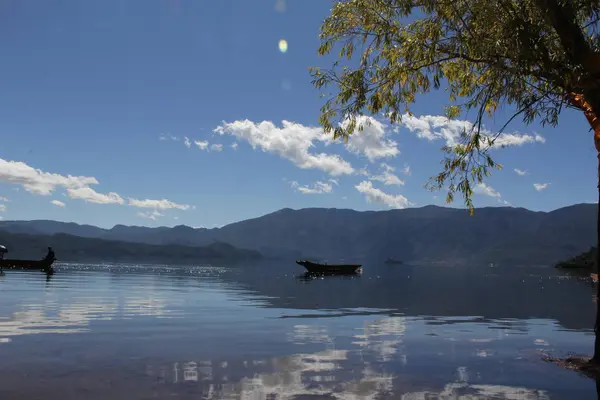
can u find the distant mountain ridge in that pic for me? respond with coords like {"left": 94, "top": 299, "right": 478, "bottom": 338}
{"left": 0, "top": 231, "right": 262, "bottom": 264}
{"left": 0, "top": 204, "right": 596, "bottom": 265}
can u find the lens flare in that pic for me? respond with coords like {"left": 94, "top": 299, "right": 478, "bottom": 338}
{"left": 278, "top": 39, "right": 288, "bottom": 53}
{"left": 275, "top": 0, "right": 286, "bottom": 13}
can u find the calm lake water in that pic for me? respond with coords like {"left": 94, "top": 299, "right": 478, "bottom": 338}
{"left": 0, "top": 261, "right": 598, "bottom": 399}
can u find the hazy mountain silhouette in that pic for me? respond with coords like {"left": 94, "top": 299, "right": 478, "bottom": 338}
{"left": 0, "top": 231, "right": 262, "bottom": 264}
{"left": 0, "top": 203, "right": 595, "bottom": 265}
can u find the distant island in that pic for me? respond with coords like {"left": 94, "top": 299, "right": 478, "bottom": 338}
{"left": 0, "top": 231, "right": 262, "bottom": 265}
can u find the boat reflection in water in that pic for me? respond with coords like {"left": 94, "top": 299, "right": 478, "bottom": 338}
{"left": 296, "top": 271, "right": 362, "bottom": 282}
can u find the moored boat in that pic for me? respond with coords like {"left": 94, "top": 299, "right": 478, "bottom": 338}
{"left": 296, "top": 260, "right": 362, "bottom": 275}
{"left": 0, "top": 246, "right": 56, "bottom": 274}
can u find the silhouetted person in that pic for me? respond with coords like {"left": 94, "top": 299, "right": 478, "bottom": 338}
{"left": 46, "top": 247, "right": 55, "bottom": 261}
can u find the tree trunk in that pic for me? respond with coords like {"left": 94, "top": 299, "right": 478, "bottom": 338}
{"left": 568, "top": 92, "right": 600, "bottom": 363}
{"left": 538, "top": 0, "right": 600, "bottom": 364}
{"left": 594, "top": 155, "right": 600, "bottom": 362}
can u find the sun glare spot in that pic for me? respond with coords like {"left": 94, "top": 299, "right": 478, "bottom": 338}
{"left": 278, "top": 39, "right": 288, "bottom": 53}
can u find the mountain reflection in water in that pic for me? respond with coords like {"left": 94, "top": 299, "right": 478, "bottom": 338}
{"left": 0, "top": 262, "right": 596, "bottom": 399}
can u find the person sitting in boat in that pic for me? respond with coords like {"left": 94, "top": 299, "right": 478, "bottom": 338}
{"left": 45, "top": 247, "right": 56, "bottom": 261}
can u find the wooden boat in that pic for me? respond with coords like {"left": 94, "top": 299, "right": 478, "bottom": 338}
{"left": 296, "top": 260, "right": 362, "bottom": 275}
{"left": 384, "top": 257, "right": 403, "bottom": 265}
{"left": 0, "top": 246, "right": 56, "bottom": 274}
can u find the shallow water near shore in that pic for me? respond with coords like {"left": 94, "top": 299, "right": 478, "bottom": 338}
{"left": 0, "top": 261, "right": 597, "bottom": 399}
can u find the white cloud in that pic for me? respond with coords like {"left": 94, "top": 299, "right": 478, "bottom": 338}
{"left": 328, "top": 178, "right": 339, "bottom": 186}
{"left": 514, "top": 168, "right": 527, "bottom": 176}
{"left": 159, "top": 134, "right": 179, "bottom": 141}
{"left": 495, "top": 133, "right": 545, "bottom": 146}
{"left": 355, "top": 181, "right": 411, "bottom": 209}
{"left": 369, "top": 163, "right": 404, "bottom": 186}
{"left": 0, "top": 196, "right": 8, "bottom": 202}
{"left": 357, "top": 167, "right": 370, "bottom": 177}
{"left": 0, "top": 158, "right": 195, "bottom": 212}
{"left": 51, "top": 200, "right": 66, "bottom": 208}
{"left": 0, "top": 158, "right": 98, "bottom": 196}
{"left": 290, "top": 180, "right": 333, "bottom": 194}
{"left": 67, "top": 187, "right": 125, "bottom": 205}
{"left": 473, "top": 182, "right": 501, "bottom": 198}
{"left": 194, "top": 140, "right": 209, "bottom": 150}
{"left": 184, "top": 137, "right": 191, "bottom": 148}
{"left": 399, "top": 114, "right": 545, "bottom": 148}
{"left": 210, "top": 143, "right": 223, "bottom": 152}
{"left": 343, "top": 116, "right": 399, "bottom": 162}
{"left": 0, "top": 204, "right": 6, "bottom": 212}
{"left": 214, "top": 120, "right": 354, "bottom": 176}
{"left": 137, "top": 210, "right": 164, "bottom": 220}
{"left": 193, "top": 141, "right": 223, "bottom": 152}
{"left": 473, "top": 182, "right": 510, "bottom": 205}
{"left": 403, "top": 165, "right": 411, "bottom": 176}
{"left": 231, "top": 142, "right": 239, "bottom": 150}
{"left": 128, "top": 198, "right": 191, "bottom": 210}
{"left": 533, "top": 183, "right": 549, "bottom": 191}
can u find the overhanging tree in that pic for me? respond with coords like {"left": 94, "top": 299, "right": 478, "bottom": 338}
{"left": 311, "top": 0, "right": 600, "bottom": 364}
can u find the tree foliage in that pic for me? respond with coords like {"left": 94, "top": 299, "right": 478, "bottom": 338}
{"left": 311, "top": 0, "right": 600, "bottom": 212}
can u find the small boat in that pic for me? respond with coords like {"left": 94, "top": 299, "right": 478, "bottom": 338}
{"left": 296, "top": 260, "right": 362, "bottom": 275}
{"left": 0, "top": 246, "right": 56, "bottom": 274}
{"left": 384, "top": 257, "right": 403, "bottom": 265}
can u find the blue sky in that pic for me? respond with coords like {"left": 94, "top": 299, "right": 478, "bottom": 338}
{"left": 0, "top": 0, "right": 595, "bottom": 229}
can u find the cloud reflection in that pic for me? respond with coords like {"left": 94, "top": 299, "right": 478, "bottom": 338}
{"left": 0, "top": 294, "right": 182, "bottom": 340}
{"left": 353, "top": 316, "right": 406, "bottom": 361}
{"left": 146, "top": 355, "right": 549, "bottom": 400}
{"left": 287, "top": 324, "right": 331, "bottom": 344}
{"left": 402, "top": 366, "right": 550, "bottom": 400}
{"left": 147, "top": 349, "right": 395, "bottom": 399}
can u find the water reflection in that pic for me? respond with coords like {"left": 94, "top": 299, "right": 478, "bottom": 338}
{"left": 288, "top": 324, "right": 331, "bottom": 344}
{"left": 0, "top": 294, "right": 182, "bottom": 339}
{"left": 0, "top": 263, "right": 596, "bottom": 398}
{"left": 144, "top": 354, "right": 553, "bottom": 399}
{"left": 231, "top": 262, "right": 597, "bottom": 332}
{"left": 296, "top": 272, "right": 362, "bottom": 282}
{"left": 402, "top": 373, "right": 551, "bottom": 399}
{"left": 354, "top": 316, "right": 406, "bottom": 362}
{"left": 0, "top": 266, "right": 197, "bottom": 339}
{"left": 145, "top": 349, "right": 394, "bottom": 399}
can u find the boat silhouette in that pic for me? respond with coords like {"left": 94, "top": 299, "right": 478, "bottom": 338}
{"left": 295, "top": 260, "right": 362, "bottom": 275}
{"left": 0, "top": 246, "right": 56, "bottom": 274}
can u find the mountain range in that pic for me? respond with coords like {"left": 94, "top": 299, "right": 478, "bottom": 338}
{"left": 0, "top": 231, "right": 262, "bottom": 265}
{"left": 0, "top": 203, "right": 596, "bottom": 266}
